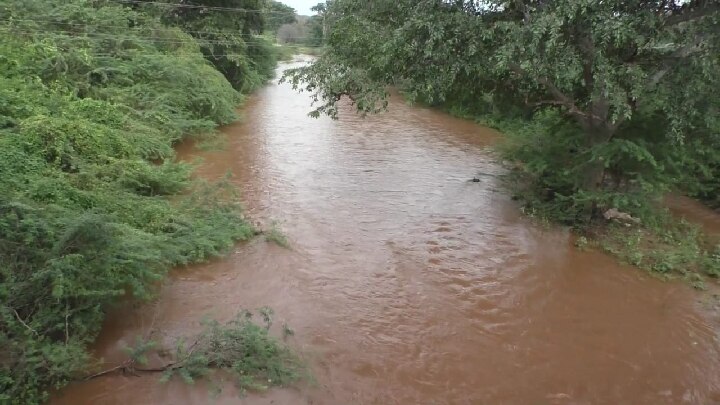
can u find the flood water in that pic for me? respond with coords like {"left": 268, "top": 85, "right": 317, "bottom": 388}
{"left": 54, "top": 59, "right": 720, "bottom": 405}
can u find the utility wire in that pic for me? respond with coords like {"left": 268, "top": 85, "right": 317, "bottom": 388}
{"left": 0, "top": 28, "right": 322, "bottom": 55}
{"left": 0, "top": 26, "right": 314, "bottom": 46}
{"left": 67, "top": 46, "right": 323, "bottom": 56}
{"left": 1, "top": 18, "right": 291, "bottom": 38}
{"left": 78, "top": 48, "right": 320, "bottom": 58}
{"left": 112, "top": 0, "right": 306, "bottom": 14}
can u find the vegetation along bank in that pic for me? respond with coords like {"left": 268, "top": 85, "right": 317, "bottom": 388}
{"left": 0, "top": 0, "right": 304, "bottom": 402}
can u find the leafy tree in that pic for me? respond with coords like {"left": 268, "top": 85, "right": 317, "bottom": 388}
{"left": 277, "top": 19, "right": 305, "bottom": 43}
{"left": 133, "top": 0, "right": 278, "bottom": 91}
{"left": 310, "top": 1, "right": 332, "bottom": 43}
{"left": 489, "top": 0, "right": 718, "bottom": 191}
{"left": 265, "top": 0, "right": 297, "bottom": 33}
{"left": 304, "top": 15, "right": 326, "bottom": 46}
{"left": 286, "top": 0, "right": 720, "bottom": 219}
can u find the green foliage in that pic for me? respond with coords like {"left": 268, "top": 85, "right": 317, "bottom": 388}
{"left": 273, "top": 43, "right": 298, "bottom": 62}
{"left": 264, "top": 221, "right": 290, "bottom": 248}
{"left": 704, "top": 246, "right": 720, "bottom": 277}
{"left": 497, "top": 110, "right": 670, "bottom": 226}
{"left": 151, "top": 0, "right": 280, "bottom": 91}
{"left": 286, "top": 0, "right": 720, "bottom": 222}
{"left": 283, "top": 0, "right": 720, "bottom": 283}
{"left": 0, "top": 0, "right": 281, "bottom": 403}
{"left": 598, "top": 216, "right": 720, "bottom": 285}
{"left": 275, "top": 8, "right": 327, "bottom": 48}
{"left": 158, "top": 310, "right": 304, "bottom": 393}
{"left": 124, "top": 337, "right": 159, "bottom": 366}
{"left": 264, "top": 1, "right": 297, "bottom": 33}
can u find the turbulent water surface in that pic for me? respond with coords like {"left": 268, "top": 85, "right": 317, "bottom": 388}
{"left": 55, "top": 59, "right": 720, "bottom": 405}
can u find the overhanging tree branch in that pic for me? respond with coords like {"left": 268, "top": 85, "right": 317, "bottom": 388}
{"left": 647, "top": 34, "right": 709, "bottom": 88}
{"left": 509, "top": 63, "right": 593, "bottom": 121}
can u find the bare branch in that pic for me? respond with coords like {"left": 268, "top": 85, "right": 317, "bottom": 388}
{"left": 83, "top": 362, "right": 133, "bottom": 380}
{"left": 513, "top": 0, "right": 531, "bottom": 24}
{"left": 64, "top": 304, "right": 70, "bottom": 345}
{"left": 510, "top": 63, "right": 591, "bottom": 119}
{"left": 577, "top": 34, "right": 596, "bottom": 93}
{"left": 528, "top": 100, "right": 570, "bottom": 107}
{"left": 647, "top": 35, "right": 708, "bottom": 87}
{"left": 538, "top": 79, "right": 584, "bottom": 115}
{"left": 9, "top": 307, "right": 38, "bottom": 336}
{"left": 83, "top": 338, "right": 202, "bottom": 380}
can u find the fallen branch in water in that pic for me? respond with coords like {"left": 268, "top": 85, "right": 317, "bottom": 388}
{"left": 83, "top": 360, "right": 137, "bottom": 380}
{"left": 84, "top": 338, "right": 200, "bottom": 380}
{"left": 81, "top": 310, "right": 306, "bottom": 392}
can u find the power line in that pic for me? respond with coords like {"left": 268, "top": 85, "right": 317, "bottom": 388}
{"left": 67, "top": 47, "right": 323, "bottom": 57}
{"left": 81, "top": 47, "right": 321, "bottom": 57}
{"left": 112, "top": 0, "right": 302, "bottom": 14}
{"left": 2, "top": 18, "right": 273, "bottom": 38}
{"left": 1, "top": 49, "right": 321, "bottom": 59}
{"left": 0, "top": 26, "right": 314, "bottom": 46}
{"left": 0, "top": 28, "right": 322, "bottom": 54}
{"left": 1, "top": 29, "right": 259, "bottom": 47}
{"left": 76, "top": 43, "right": 323, "bottom": 53}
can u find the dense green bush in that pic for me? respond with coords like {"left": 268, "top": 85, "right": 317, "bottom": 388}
{"left": 151, "top": 0, "right": 279, "bottom": 92}
{"left": 495, "top": 110, "right": 670, "bottom": 226}
{"left": 155, "top": 309, "right": 304, "bottom": 392}
{"left": 0, "top": 1, "right": 280, "bottom": 402}
{"left": 493, "top": 105, "right": 720, "bottom": 227}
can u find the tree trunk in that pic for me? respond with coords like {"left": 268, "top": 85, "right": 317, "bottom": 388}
{"left": 582, "top": 159, "right": 606, "bottom": 191}
{"left": 581, "top": 125, "right": 614, "bottom": 190}
{"left": 578, "top": 120, "right": 615, "bottom": 219}
{"left": 578, "top": 96, "right": 615, "bottom": 192}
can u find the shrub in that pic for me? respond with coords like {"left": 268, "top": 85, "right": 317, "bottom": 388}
{"left": 0, "top": 0, "right": 280, "bottom": 402}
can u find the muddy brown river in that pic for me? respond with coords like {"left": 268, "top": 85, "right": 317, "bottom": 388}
{"left": 54, "top": 59, "right": 720, "bottom": 405}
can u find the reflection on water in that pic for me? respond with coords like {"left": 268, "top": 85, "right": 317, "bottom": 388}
{"left": 54, "top": 58, "right": 720, "bottom": 405}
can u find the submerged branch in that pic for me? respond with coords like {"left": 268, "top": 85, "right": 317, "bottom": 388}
{"left": 81, "top": 311, "right": 304, "bottom": 391}
{"left": 83, "top": 338, "right": 201, "bottom": 380}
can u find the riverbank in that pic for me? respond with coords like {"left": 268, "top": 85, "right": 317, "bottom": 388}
{"left": 498, "top": 120, "right": 720, "bottom": 287}
{"left": 415, "top": 102, "right": 720, "bottom": 288}
{"left": 0, "top": 1, "right": 297, "bottom": 402}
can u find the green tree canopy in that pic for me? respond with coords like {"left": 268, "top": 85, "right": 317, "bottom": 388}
{"left": 286, "top": 0, "right": 720, "bottom": 219}
{"left": 265, "top": 0, "right": 297, "bottom": 32}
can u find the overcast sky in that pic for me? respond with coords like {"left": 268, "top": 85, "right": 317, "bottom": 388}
{"left": 281, "top": 0, "right": 319, "bottom": 16}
